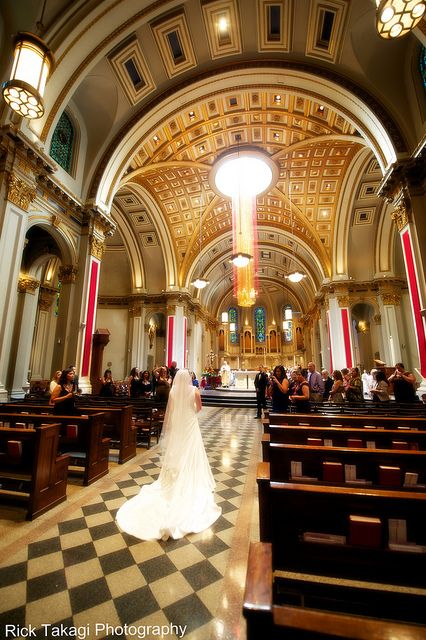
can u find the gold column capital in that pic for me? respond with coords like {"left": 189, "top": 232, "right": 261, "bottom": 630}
{"left": 58, "top": 264, "right": 78, "bottom": 283}
{"left": 18, "top": 275, "right": 40, "bottom": 293}
{"left": 7, "top": 173, "right": 36, "bottom": 211}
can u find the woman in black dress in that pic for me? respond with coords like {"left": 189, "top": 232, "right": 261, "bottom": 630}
{"left": 140, "top": 370, "right": 153, "bottom": 398}
{"left": 289, "top": 369, "right": 310, "bottom": 413}
{"left": 268, "top": 365, "right": 290, "bottom": 413}
{"left": 128, "top": 367, "right": 141, "bottom": 398}
{"left": 99, "top": 369, "right": 115, "bottom": 397}
{"left": 50, "top": 368, "right": 77, "bottom": 414}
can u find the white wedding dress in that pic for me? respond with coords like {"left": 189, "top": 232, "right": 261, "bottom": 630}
{"left": 116, "top": 370, "right": 221, "bottom": 540}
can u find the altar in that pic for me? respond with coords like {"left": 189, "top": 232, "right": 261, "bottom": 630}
{"left": 232, "top": 370, "right": 257, "bottom": 390}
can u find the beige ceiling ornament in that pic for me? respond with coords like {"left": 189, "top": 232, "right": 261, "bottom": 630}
{"left": 7, "top": 173, "right": 36, "bottom": 210}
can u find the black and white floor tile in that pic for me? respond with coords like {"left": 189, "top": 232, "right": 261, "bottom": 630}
{"left": 0, "top": 407, "right": 262, "bottom": 640}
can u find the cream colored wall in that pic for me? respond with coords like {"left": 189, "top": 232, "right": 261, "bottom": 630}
{"left": 95, "top": 308, "right": 128, "bottom": 380}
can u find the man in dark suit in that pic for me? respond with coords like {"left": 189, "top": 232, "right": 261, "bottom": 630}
{"left": 254, "top": 365, "right": 269, "bottom": 418}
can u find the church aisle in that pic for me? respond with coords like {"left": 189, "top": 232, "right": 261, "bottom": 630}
{"left": 0, "top": 408, "right": 262, "bottom": 640}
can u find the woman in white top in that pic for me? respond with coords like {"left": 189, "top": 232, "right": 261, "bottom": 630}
{"left": 49, "top": 370, "right": 61, "bottom": 394}
{"left": 116, "top": 369, "right": 221, "bottom": 540}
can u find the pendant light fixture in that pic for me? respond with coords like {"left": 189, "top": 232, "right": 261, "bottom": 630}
{"left": 286, "top": 179, "right": 306, "bottom": 284}
{"left": 2, "top": 1, "right": 54, "bottom": 119}
{"left": 191, "top": 190, "right": 209, "bottom": 290}
{"left": 221, "top": 263, "right": 229, "bottom": 323}
{"left": 376, "top": 0, "right": 425, "bottom": 38}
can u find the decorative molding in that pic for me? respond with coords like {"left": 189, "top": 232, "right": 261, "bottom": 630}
{"left": 58, "top": 264, "right": 78, "bottom": 283}
{"left": 7, "top": 173, "right": 36, "bottom": 211}
{"left": 129, "top": 302, "right": 143, "bottom": 316}
{"left": 373, "top": 313, "right": 381, "bottom": 325}
{"left": 382, "top": 293, "right": 401, "bottom": 306}
{"left": 337, "top": 295, "right": 350, "bottom": 308}
{"left": 18, "top": 275, "right": 40, "bottom": 294}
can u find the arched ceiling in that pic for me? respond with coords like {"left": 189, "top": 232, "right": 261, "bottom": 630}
{"left": 2, "top": 0, "right": 423, "bottom": 318}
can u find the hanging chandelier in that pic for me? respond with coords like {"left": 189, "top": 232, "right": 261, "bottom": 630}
{"left": 286, "top": 181, "right": 306, "bottom": 284}
{"left": 211, "top": 147, "right": 278, "bottom": 306}
{"left": 376, "top": 0, "right": 425, "bottom": 38}
{"left": 191, "top": 191, "right": 209, "bottom": 290}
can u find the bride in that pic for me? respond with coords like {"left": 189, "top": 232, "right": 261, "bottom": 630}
{"left": 116, "top": 369, "right": 221, "bottom": 540}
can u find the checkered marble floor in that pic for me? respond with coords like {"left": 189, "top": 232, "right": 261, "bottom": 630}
{"left": 0, "top": 407, "right": 262, "bottom": 640}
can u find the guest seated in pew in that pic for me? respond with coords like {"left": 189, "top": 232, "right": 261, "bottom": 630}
{"left": 99, "top": 369, "right": 115, "bottom": 397}
{"left": 49, "top": 368, "right": 78, "bottom": 414}
{"left": 289, "top": 369, "right": 310, "bottom": 413}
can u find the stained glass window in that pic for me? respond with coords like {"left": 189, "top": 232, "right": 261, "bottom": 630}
{"left": 255, "top": 307, "right": 266, "bottom": 342}
{"left": 421, "top": 46, "right": 426, "bottom": 90}
{"left": 50, "top": 112, "right": 74, "bottom": 173}
{"left": 229, "top": 307, "right": 238, "bottom": 343}
{"left": 283, "top": 305, "right": 293, "bottom": 343}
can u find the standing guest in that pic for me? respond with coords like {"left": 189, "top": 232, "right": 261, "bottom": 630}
{"left": 191, "top": 372, "right": 199, "bottom": 387}
{"left": 421, "top": 394, "right": 426, "bottom": 404}
{"left": 169, "top": 361, "right": 179, "bottom": 381}
{"left": 288, "top": 369, "right": 298, "bottom": 396}
{"left": 321, "top": 369, "right": 333, "bottom": 401}
{"left": 49, "top": 370, "right": 61, "bottom": 395}
{"left": 370, "top": 369, "right": 390, "bottom": 403}
{"left": 140, "top": 370, "right": 153, "bottom": 398}
{"left": 307, "top": 362, "right": 324, "bottom": 403}
{"left": 68, "top": 364, "right": 81, "bottom": 394}
{"left": 345, "top": 367, "right": 364, "bottom": 403}
{"left": 289, "top": 369, "right": 310, "bottom": 413}
{"left": 254, "top": 365, "right": 269, "bottom": 418}
{"left": 329, "top": 370, "right": 345, "bottom": 404}
{"left": 388, "top": 363, "right": 418, "bottom": 403}
{"left": 341, "top": 368, "right": 350, "bottom": 393}
{"left": 99, "top": 369, "right": 115, "bottom": 397}
{"left": 155, "top": 366, "right": 171, "bottom": 404}
{"left": 128, "top": 367, "right": 141, "bottom": 398}
{"left": 116, "top": 369, "right": 221, "bottom": 540}
{"left": 268, "top": 365, "right": 290, "bottom": 413}
{"left": 50, "top": 368, "right": 77, "bottom": 414}
{"left": 361, "top": 369, "right": 370, "bottom": 398}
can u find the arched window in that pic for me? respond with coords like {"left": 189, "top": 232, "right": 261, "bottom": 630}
{"left": 254, "top": 307, "right": 266, "bottom": 342}
{"left": 229, "top": 307, "right": 238, "bottom": 343}
{"left": 282, "top": 305, "right": 293, "bottom": 343}
{"left": 50, "top": 112, "right": 75, "bottom": 174}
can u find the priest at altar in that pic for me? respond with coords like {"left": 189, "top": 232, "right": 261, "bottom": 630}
{"left": 220, "top": 360, "right": 231, "bottom": 387}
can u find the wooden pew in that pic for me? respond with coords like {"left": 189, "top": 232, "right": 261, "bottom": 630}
{"left": 257, "top": 466, "right": 426, "bottom": 585}
{"left": 0, "top": 412, "right": 109, "bottom": 485}
{"left": 262, "top": 424, "right": 426, "bottom": 461}
{"left": 243, "top": 541, "right": 426, "bottom": 640}
{"left": 264, "top": 412, "right": 426, "bottom": 431}
{"left": 0, "top": 423, "right": 69, "bottom": 519}
{"left": 265, "top": 442, "right": 426, "bottom": 490}
{"left": 3, "top": 403, "right": 136, "bottom": 464}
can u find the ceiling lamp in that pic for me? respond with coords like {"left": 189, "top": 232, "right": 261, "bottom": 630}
{"left": 376, "top": 0, "right": 425, "bottom": 38}
{"left": 286, "top": 271, "right": 306, "bottom": 283}
{"left": 2, "top": 31, "right": 54, "bottom": 119}
{"left": 191, "top": 191, "right": 209, "bottom": 290}
{"left": 211, "top": 148, "right": 278, "bottom": 307}
{"left": 230, "top": 252, "right": 252, "bottom": 268}
{"left": 191, "top": 277, "right": 209, "bottom": 289}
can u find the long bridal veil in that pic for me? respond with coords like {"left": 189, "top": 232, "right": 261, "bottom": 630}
{"left": 116, "top": 369, "right": 221, "bottom": 540}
